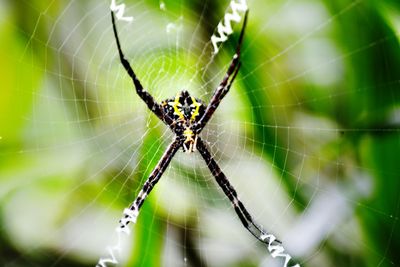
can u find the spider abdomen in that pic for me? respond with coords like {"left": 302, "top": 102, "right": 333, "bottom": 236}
{"left": 161, "top": 90, "right": 205, "bottom": 124}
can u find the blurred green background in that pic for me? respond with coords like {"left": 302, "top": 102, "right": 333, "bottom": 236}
{"left": 1, "top": 0, "right": 400, "bottom": 266}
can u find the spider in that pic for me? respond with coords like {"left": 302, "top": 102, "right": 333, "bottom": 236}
{"left": 111, "top": 10, "right": 279, "bottom": 248}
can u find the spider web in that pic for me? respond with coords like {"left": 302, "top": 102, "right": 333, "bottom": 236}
{"left": 2, "top": 0, "right": 400, "bottom": 267}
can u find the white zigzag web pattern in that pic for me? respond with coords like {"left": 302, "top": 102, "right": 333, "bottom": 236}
{"left": 211, "top": 0, "right": 248, "bottom": 54}
{"left": 110, "top": 0, "right": 133, "bottom": 22}
{"left": 261, "top": 234, "right": 301, "bottom": 267}
{"left": 96, "top": 208, "right": 139, "bottom": 267}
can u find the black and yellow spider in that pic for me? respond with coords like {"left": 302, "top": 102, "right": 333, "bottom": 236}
{"left": 111, "top": 10, "right": 278, "bottom": 247}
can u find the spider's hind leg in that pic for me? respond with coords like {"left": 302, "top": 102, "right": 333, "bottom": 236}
{"left": 195, "top": 11, "right": 248, "bottom": 133}
{"left": 111, "top": 11, "right": 173, "bottom": 126}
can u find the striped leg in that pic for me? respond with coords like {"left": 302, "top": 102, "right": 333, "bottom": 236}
{"left": 195, "top": 11, "right": 248, "bottom": 133}
{"left": 119, "top": 138, "right": 183, "bottom": 229}
{"left": 196, "top": 137, "right": 279, "bottom": 244}
{"left": 111, "top": 11, "right": 173, "bottom": 126}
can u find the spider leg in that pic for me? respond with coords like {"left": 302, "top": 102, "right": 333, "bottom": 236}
{"left": 111, "top": 11, "right": 173, "bottom": 126}
{"left": 119, "top": 138, "right": 183, "bottom": 229}
{"left": 195, "top": 11, "right": 248, "bottom": 133}
{"left": 221, "top": 62, "right": 241, "bottom": 100}
{"left": 196, "top": 137, "right": 281, "bottom": 245}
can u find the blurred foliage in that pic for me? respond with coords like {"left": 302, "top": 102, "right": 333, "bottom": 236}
{"left": 1, "top": 0, "right": 400, "bottom": 267}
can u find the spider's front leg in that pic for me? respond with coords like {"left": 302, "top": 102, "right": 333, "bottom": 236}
{"left": 119, "top": 138, "right": 183, "bottom": 229}
{"left": 196, "top": 137, "right": 280, "bottom": 245}
{"left": 111, "top": 11, "right": 173, "bottom": 126}
{"left": 195, "top": 11, "right": 248, "bottom": 133}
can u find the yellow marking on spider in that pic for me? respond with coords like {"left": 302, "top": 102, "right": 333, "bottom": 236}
{"left": 183, "top": 127, "right": 197, "bottom": 153}
{"left": 168, "top": 93, "right": 184, "bottom": 120}
{"left": 190, "top": 97, "right": 201, "bottom": 121}
{"left": 183, "top": 128, "right": 194, "bottom": 142}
